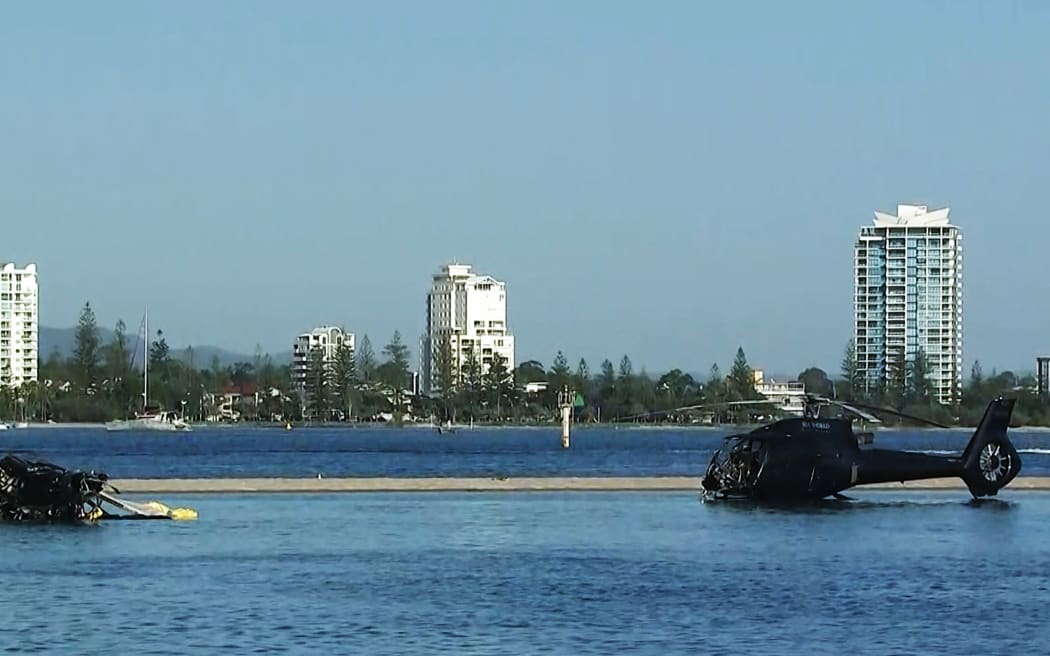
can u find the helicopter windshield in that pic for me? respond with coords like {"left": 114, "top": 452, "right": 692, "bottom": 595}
{"left": 702, "top": 435, "right": 767, "bottom": 497}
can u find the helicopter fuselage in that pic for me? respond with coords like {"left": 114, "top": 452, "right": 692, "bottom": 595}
{"left": 700, "top": 405, "right": 1016, "bottom": 501}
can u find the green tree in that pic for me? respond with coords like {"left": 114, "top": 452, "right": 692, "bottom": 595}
{"left": 358, "top": 334, "right": 377, "bottom": 384}
{"left": 514, "top": 360, "right": 547, "bottom": 384}
{"left": 616, "top": 355, "right": 637, "bottom": 415}
{"left": 305, "top": 344, "right": 330, "bottom": 419}
{"left": 908, "top": 348, "right": 933, "bottom": 406}
{"left": 885, "top": 345, "right": 908, "bottom": 410}
{"left": 149, "top": 330, "right": 171, "bottom": 382}
{"left": 434, "top": 333, "right": 457, "bottom": 416}
{"left": 549, "top": 351, "right": 572, "bottom": 390}
{"left": 484, "top": 351, "right": 513, "bottom": 419}
{"left": 104, "top": 319, "right": 135, "bottom": 414}
{"left": 798, "top": 367, "right": 833, "bottom": 398}
{"left": 73, "top": 301, "right": 101, "bottom": 391}
{"left": 432, "top": 335, "right": 457, "bottom": 396}
{"left": 841, "top": 338, "right": 864, "bottom": 401}
{"left": 228, "top": 361, "right": 255, "bottom": 388}
{"left": 595, "top": 359, "right": 616, "bottom": 420}
{"left": 0, "top": 361, "right": 12, "bottom": 416}
{"left": 381, "top": 331, "right": 411, "bottom": 417}
{"left": 148, "top": 329, "right": 173, "bottom": 407}
{"left": 460, "top": 346, "right": 483, "bottom": 419}
{"left": 705, "top": 363, "right": 725, "bottom": 405}
{"left": 656, "top": 368, "right": 698, "bottom": 412}
{"left": 728, "top": 347, "right": 757, "bottom": 401}
{"left": 41, "top": 347, "right": 65, "bottom": 384}
{"left": 209, "top": 354, "right": 225, "bottom": 387}
{"left": 970, "top": 360, "right": 984, "bottom": 389}
{"left": 331, "top": 340, "right": 356, "bottom": 420}
{"left": 256, "top": 353, "right": 280, "bottom": 390}
{"left": 574, "top": 358, "right": 591, "bottom": 393}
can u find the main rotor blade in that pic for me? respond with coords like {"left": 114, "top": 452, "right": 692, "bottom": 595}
{"left": 837, "top": 400, "right": 951, "bottom": 429}
{"left": 610, "top": 399, "right": 780, "bottom": 423}
{"left": 830, "top": 402, "right": 882, "bottom": 423}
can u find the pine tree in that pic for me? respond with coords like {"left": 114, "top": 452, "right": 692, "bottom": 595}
{"left": 885, "top": 345, "right": 908, "bottom": 410}
{"left": 908, "top": 348, "right": 933, "bottom": 406}
{"left": 841, "top": 338, "right": 864, "bottom": 401}
{"left": 617, "top": 355, "right": 635, "bottom": 412}
{"left": 598, "top": 359, "right": 616, "bottom": 417}
{"left": 461, "top": 346, "right": 483, "bottom": 419}
{"left": 357, "top": 334, "right": 377, "bottom": 384}
{"left": 382, "top": 330, "right": 411, "bottom": 417}
{"left": 550, "top": 351, "right": 571, "bottom": 390}
{"left": 331, "top": 340, "right": 356, "bottom": 420}
{"left": 434, "top": 333, "right": 457, "bottom": 403}
{"left": 705, "top": 363, "right": 725, "bottom": 404}
{"left": 105, "top": 319, "right": 134, "bottom": 413}
{"left": 575, "top": 358, "right": 591, "bottom": 399}
{"left": 73, "top": 301, "right": 101, "bottom": 391}
{"left": 728, "top": 347, "right": 757, "bottom": 400}
{"left": 305, "top": 344, "right": 330, "bottom": 419}
{"left": 484, "top": 352, "right": 512, "bottom": 418}
{"left": 150, "top": 329, "right": 171, "bottom": 383}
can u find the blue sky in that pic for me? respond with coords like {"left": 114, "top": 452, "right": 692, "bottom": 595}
{"left": 1, "top": 1, "right": 1047, "bottom": 377}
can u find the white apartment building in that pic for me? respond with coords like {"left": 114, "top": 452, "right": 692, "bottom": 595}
{"left": 0, "top": 263, "right": 38, "bottom": 389}
{"left": 291, "top": 325, "right": 355, "bottom": 391}
{"left": 752, "top": 369, "right": 807, "bottom": 415}
{"left": 422, "top": 262, "right": 515, "bottom": 394}
{"left": 854, "top": 204, "right": 963, "bottom": 404}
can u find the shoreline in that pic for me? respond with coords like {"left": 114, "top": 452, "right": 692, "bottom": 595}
{"left": 109, "top": 476, "right": 1050, "bottom": 494}
{"left": 11, "top": 421, "right": 1050, "bottom": 431}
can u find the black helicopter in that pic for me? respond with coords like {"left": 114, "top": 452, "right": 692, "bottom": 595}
{"left": 702, "top": 396, "right": 1020, "bottom": 501}
{"left": 615, "top": 395, "right": 1022, "bottom": 501}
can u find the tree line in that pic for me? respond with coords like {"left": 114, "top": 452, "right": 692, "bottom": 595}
{"left": 0, "top": 303, "right": 424, "bottom": 423}
{"left": 806, "top": 338, "right": 1050, "bottom": 426}
{"left": 3, "top": 303, "right": 1048, "bottom": 426}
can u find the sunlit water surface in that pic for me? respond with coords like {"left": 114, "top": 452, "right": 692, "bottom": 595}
{"left": 4, "top": 424, "right": 1050, "bottom": 477}
{"left": 2, "top": 491, "right": 1049, "bottom": 655}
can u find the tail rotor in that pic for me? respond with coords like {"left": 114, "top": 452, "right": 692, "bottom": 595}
{"left": 961, "top": 397, "right": 1021, "bottom": 497}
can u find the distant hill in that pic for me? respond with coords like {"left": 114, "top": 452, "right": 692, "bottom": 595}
{"left": 39, "top": 326, "right": 291, "bottom": 368}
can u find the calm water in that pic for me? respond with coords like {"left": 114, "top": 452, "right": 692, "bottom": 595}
{"left": 3, "top": 424, "right": 1050, "bottom": 478}
{"left": 1, "top": 491, "right": 1049, "bottom": 655}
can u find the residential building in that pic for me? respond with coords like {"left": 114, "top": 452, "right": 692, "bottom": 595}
{"left": 0, "top": 262, "right": 38, "bottom": 388}
{"left": 421, "top": 262, "right": 515, "bottom": 394}
{"left": 291, "top": 325, "right": 355, "bottom": 392}
{"left": 1038, "top": 357, "right": 1050, "bottom": 396}
{"left": 752, "top": 369, "right": 807, "bottom": 415}
{"left": 854, "top": 204, "right": 963, "bottom": 404}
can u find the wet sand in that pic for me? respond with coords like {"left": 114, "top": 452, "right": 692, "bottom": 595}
{"left": 109, "top": 476, "right": 1050, "bottom": 494}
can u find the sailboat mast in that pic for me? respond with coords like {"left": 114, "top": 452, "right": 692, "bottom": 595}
{"left": 143, "top": 308, "right": 148, "bottom": 411}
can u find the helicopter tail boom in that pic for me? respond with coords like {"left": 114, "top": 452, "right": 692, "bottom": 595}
{"left": 960, "top": 397, "right": 1020, "bottom": 498}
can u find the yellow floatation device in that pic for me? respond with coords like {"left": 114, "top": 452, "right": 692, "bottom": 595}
{"left": 139, "top": 500, "right": 199, "bottom": 521}
{"left": 97, "top": 491, "right": 199, "bottom": 520}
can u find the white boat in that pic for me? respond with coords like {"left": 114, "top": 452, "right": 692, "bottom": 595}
{"left": 106, "top": 410, "right": 191, "bottom": 432}
{"left": 14, "top": 422, "right": 29, "bottom": 429}
{"left": 0, "top": 423, "right": 10, "bottom": 431}
{"left": 105, "top": 308, "right": 192, "bottom": 433}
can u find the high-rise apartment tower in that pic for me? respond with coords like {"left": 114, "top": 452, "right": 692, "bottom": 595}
{"left": 854, "top": 204, "right": 962, "bottom": 404}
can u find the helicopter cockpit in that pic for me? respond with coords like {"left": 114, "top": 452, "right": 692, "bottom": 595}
{"left": 702, "top": 434, "right": 767, "bottom": 498}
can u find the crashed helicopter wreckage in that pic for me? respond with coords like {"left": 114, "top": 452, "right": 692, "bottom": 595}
{"left": 0, "top": 454, "right": 197, "bottom": 523}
